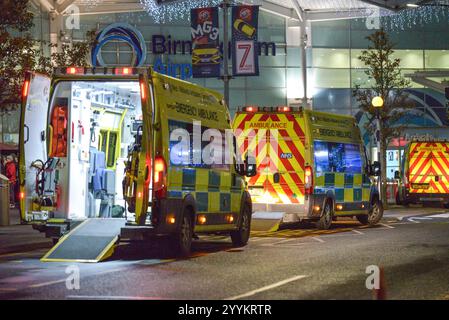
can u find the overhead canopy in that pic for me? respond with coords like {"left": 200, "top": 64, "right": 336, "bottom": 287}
{"left": 34, "top": 0, "right": 432, "bottom": 20}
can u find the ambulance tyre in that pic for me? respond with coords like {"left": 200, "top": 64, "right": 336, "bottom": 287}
{"left": 358, "top": 198, "right": 383, "bottom": 226}
{"left": 316, "top": 201, "right": 333, "bottom": 230}
{"left": 170, "top": 209, "right": 193, "bottom": 257}
{"left": 231, "top": 203, "right": 251, "bottom": 247}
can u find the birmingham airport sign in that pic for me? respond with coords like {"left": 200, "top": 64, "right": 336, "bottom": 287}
{"left": 151, "top": 34, "right": 277, "bottom": 80}
{"left": 92, "top": 23, "right": 276, "bottom": 80}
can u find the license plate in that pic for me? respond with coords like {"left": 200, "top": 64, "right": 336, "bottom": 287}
{"left": 412, "top": 183, "right": 429, "bottom": 189}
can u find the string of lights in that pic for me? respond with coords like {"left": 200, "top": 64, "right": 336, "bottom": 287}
{"left": 139, "top": 0, "right": 262, "bottom": 23}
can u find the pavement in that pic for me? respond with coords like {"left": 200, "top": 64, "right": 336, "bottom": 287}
{"left": 0, "top": 209, "right": 52, "bottom": 255}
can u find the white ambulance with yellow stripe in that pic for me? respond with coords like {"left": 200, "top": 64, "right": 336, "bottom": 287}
{"left": 19, "top": 67, "right": 255, "bottom": 259}
{"left": 233, "top": 106, "right": 383, "bottom": 230}
{"left": 395, "top": 140, "right": 449, "bottom": 207}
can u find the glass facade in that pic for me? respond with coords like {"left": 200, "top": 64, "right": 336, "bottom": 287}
{"left": 309, "top": 17, "right": 449, "bottom": 180}
{"left": 67, "top": 10, "right": 293, "bottom": 116}
{"left": 309, "top": 18, "right": 449, "bottom": 116}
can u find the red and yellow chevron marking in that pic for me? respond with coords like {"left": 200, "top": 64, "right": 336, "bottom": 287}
{"left": 408, "top": 142, "right": 449, "bottom": 194}
{"left": 233, "top": 112, "right": 306, "bottom": 204}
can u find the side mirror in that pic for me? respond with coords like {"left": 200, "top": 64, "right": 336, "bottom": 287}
{"left": 245, "top": 156, "right": 257, "bottom": 177}
{"left": 370, "top": 161, "right": 381, "bottom": 177}
{"left": 394, "top": 170, "right": 400, "bottom": 180}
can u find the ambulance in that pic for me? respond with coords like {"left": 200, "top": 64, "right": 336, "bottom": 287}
{"left": 233, "top": 106, "right": 383, "bottom": 230}
{"left": 19, "top": 67, "right": 254, "bottom": 260}
{"left": 395, "top": 140, "right": 449, "bottom": 207}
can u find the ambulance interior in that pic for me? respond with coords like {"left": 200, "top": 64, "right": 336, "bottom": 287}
{"left": 30, "top": 81, "right": 143, "bottom": 221}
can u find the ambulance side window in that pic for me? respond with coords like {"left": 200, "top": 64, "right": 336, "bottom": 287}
{"left": 168, "top": 119, "right": 228, "bottom": 169}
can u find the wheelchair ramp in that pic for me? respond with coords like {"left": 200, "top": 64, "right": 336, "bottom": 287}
{"left": 42, "top": 218, "right": 126, "bottom": 263}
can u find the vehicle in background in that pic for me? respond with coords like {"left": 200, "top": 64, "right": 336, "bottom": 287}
{"left": 233, "top": 106, "right": 382, "bottom": 230}
{"left": 395, "top": 140, "right": 449, "bottom": 208}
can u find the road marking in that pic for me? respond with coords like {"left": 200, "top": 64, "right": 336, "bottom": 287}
{"left": 407, "top": 217, "right": 432, "bottom": 224}
{"left": 225, "top": 275, "right": 308, "bottom": 300}
{"left": 0, "top": 288, "right": 17, "bottom": 292}
{"left": 249, "top": 237, "right": 266, "bottom": 242}
{"left": 379, "top": 223, "right": 395, "bottom": 229}
{"left": 28, "top": 279, "right": 66, "bottom": 288}
{"left": 273, "top": 238, "right": 297, "bottom": 245}
{"left": 67, "top": 295, "right": 166, "bottom": 300}
{"left": 352, "top": 229, "right": 364, "bottom": 235}
{"left": 28, "top": 267, "right": 126, "bottom": 289}
{"left": 312, "top": 237, "right": 325, "bottom": 243}
{"left": 27, "top": 257, "right": 177, "bottom": 290}
{"left": 428, "top": 213, "right": 449, "bottom": 218}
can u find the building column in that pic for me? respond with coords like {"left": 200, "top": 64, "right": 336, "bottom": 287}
{"left": 49, "top": 10, "right": 63, "bottom": 56}
{"left": 299, "top": 20, "right": 308, "bottom": 109}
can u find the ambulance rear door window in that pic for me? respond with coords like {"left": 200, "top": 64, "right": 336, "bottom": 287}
{"left": 314, "top": 141, "right": 362, "bottom": 174}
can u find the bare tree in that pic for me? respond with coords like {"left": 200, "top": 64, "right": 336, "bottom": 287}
{"left": 353, "top": 29, "right": 414, "bottom": 207}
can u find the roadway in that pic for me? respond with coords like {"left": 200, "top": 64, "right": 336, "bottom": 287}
{"left": 1, "top": 209, "right": 449, "bottom": 300}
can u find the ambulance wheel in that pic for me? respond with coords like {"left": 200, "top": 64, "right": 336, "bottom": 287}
{"left": 171, "top": 210, "right": 193, "bottom": 257}
{"left": 231, "top": 204, "right": 251, "bottom": 247}
{"left": 316, "top": 201, "right": 333, "bottom": 230}
{"left": 358, "top": 199, "right": 383, "bottom": 226}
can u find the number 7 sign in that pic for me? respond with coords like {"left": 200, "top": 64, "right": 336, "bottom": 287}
{"left": 234, "top": 40, "right": 256, "bottom": 75}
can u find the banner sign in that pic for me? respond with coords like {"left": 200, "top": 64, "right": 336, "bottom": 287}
{"left": 190, "top": 7, "right": 221, "bottom": 78}
{"left": 231, "top": 5, "right": 259, "bottom": 76}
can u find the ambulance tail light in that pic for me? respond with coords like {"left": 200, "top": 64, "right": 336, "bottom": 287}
{"left": 304, "top": 166, "right": 313, "bottom": 195}
{"left": 277, "top": 106, "right": 291, "bottom": 112}
{"left": 66, "top": 67, "right": 85, "bottom": 75}
{"left": 244, "top": 106, "right": 258, "bottom": 112}
{"left": 154, "top": 156, "right": 167, "bottom": 199}
{"left": 114, "top": 67, "right": 134, "bottom": 75}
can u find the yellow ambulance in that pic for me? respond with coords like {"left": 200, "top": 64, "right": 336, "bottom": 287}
{"left": 19, "top": 67, "right": 254, "bottom": 261}
{"left": 233, "top": 106, "right": 383, "bottom": 230}
{"left": 395, "top": 140, "right": 449, "bottom": 207}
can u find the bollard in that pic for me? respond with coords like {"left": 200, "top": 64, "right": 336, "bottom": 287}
{"left": 373, "top": 266, "right": 387, "bottom": 300}
{"left": 0, "top": 174, "right": 10, "bottom": 226}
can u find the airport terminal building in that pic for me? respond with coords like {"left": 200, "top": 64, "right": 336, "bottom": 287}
{"left": 2, "top": 0, "right": 449, "bottom": 178}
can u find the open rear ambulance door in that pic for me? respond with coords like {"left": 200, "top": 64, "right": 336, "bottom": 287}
{"left": 19, "top": 72, "right": 51, "bottom": 222}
